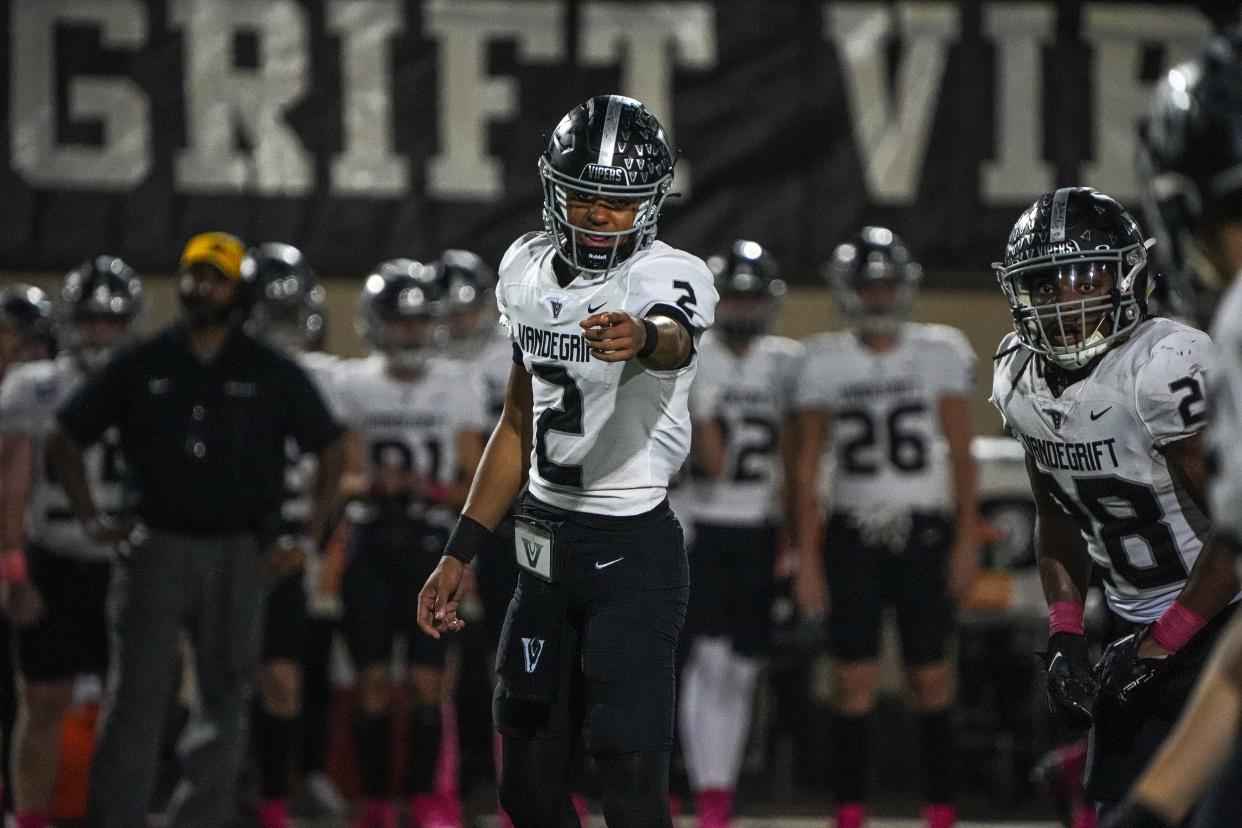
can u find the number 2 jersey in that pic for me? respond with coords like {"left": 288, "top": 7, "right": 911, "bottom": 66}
{"left": 497, "top": 232, "right": 718, "bottom": 516}
{"left": 991, "top": 317, "right": 1213, "bottom": 623}
{"left": 794, "top": 324, "right": 976, "bottom": 514}
{"left": 0, "top": 356, "right": 125, "bottom": 560}
{"left": 681, "top": 331, "right": 803, "bottom": 527}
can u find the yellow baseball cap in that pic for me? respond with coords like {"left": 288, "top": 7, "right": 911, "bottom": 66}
{"left": 179, "top": 232, "right": 245, "bottom": 280}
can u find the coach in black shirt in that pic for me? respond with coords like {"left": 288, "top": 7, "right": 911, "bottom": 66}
{"left": 48, "top": 232, "right": 345, "bottom": 828}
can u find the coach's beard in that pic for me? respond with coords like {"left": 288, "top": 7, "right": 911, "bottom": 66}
{"left": 179, "top": 292, "right": 237, "bottom": 329}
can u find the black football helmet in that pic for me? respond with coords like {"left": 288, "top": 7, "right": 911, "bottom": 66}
{"left": 357, "top": 258, "right": 448, "bottom": 371}
{"left": 706, "top": 240, "right": 786, "bottom": 341}
{"left": 825, "top": 227, "right": 923, "bottom": 336}
{"left": 58, "top": 256, "right": 144, "bottom": 369}
{"left": 540, "top": 94, "right": 676, "bottom": 277}
{"left": 0, "top": 283, "right": 56, "bottom": 360}
{"left": 1138, "top": 31, "right": 1242, "bottom": 327}
{"left": 246, "top": 243, "right": 326, "bottom": 354}
{"left": 436, "top": 249, "right": 496, "bottom": 353}
{"left": 996, "top": 188, "right": 1152, "bottom": 369}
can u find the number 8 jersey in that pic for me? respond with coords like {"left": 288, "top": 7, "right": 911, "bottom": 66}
{"left": 795, "top": 324, "right": 976, "bottom": 513}
{"left": 991, "top": 317, "right": 1213, "bottom": 623}
{"left": 498, "top": 232, "right": 717, "bottom": 516}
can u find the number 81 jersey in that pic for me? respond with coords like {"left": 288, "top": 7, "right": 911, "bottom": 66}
{"left": 991, "top": 317, "right": 1213, "bottom": 623}
{"left": 498, "top": 232, "right": 717, "bottom": 516}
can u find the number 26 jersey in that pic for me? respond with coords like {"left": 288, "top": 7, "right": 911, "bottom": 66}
{"left": 497, "top": 232, "right": 717, "bottom": 516}
{"left": 795, "top": 324, "right": 976, "bottom": 514}
{"left": 991, "top": 317, "right": 1213, "bottom": 623}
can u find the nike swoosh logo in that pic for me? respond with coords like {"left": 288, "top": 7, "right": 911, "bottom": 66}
{"left": 1090, "top": 406, "right": 1112, "bottom": 421}
{"left": 594, "top": 557, "right": 624, "bottom": 570}
{"left": 587, "top": 302, "right": 606, "bottom": 314}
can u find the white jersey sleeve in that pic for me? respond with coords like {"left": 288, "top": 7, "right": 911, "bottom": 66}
{"left": 1134, "top": 326, "right": 1211, "bottom": 448}
{"left": 623, "top": 246, "right": 718, "bottom": 333}
{"left": 0, "top": 364, "right": 43, "bottom": 435}
{"left": 923, "top": 324, "right": 977, "bottom": 398}
{"left": 1210, "top": 281, "right": 1242, "bottom": 540}
{"left": 791, "top": 334, "right": 841, "bottom": 411}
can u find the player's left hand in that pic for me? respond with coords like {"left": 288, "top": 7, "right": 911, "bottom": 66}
{"left": 1097, "top": 628, "right": 1171, "bottom": 709}
{"left": 580, "top": 311, "right": 647, "bottom": 362}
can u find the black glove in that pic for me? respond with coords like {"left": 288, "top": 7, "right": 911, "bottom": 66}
{"left": 1098, "top": 799, "right": 1174, "bottom": 828}
{"left": 1096, "top": 627, "right": 1169, "bottom": 710}
{"left": 1042, "top": 632, "right": 1098, "bottom": 730}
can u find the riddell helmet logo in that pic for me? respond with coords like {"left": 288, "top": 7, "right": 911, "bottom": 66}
{"left": 582, "top": 163, "right": 628, "bottom": 185}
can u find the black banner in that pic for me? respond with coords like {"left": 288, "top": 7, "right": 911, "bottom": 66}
{"left": 0, "top": 0, "right": 1237, "bottom": 284}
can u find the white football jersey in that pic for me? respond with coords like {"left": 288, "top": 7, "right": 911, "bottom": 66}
{"left": 497, "top": 233, "right": 718, "bottom": 516}
{"left": 991, "top": 318, "right": 1213, "bottom": 623}
{"left": 681, "top": 331, "right": 803, "bottom": 526}
{"left": 0, "top": 357, "right": 126, "bottom": 560}
{"left": 795, "top": 324, "right": 975, "bottom": 513}
{"left": 334, "top": 354, "right": 489, "bottom": 489}
{"left": 1209, "top": 280, "right": 1242, "bottom": 544}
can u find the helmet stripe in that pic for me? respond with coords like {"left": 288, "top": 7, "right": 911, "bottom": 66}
{"left": 598, "top": 95, "right": 623, "bottom": 168}
{"left": 1050, "top": 187, "right": 1072, "bottom": 242}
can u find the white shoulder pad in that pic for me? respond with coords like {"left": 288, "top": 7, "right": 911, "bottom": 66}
{"left": 1133, "top": 320, "right": 1212, "bottom": 447}
{"left": 0, "top": 360, "right": 56, "bottom": 435}
{"left": 989, "top": 331, "right": 1028, "bottom": 428}
{"left": 624, "top": 243, "right": 718, "bottom": 331}
{"left": 766, "top": 335, "right": 806, "bottom": 412}
{"left": 913, "top": 323, "right": 977, "bottom": 396}
{"left": 496, "top": 232, "right": 550, "bottom": 328}
{"left": 792, "top": 332, "right": 851, "bottom": 411}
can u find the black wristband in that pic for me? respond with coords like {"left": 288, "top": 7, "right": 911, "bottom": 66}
{"left": 636, "top": 317, "right": 659, "bottom": 359}
{"left": 444, "top": 514, "right": 493, "bottom": 564}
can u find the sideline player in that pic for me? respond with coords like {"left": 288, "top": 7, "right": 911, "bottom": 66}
{"left": 417, "top": 94, "right": 717, "bottom": 828}
{"left": 0, "top": 283, "right": 55, "bottom": 818}
{"left": 0, "top": 259, "right": 142, "bottom": 828}
{"left": 989, "top": 188, "right": 1240, "bottom": 821}
{"left": 336, "top": 260, "right": 488, "bottom": 828}
{"left": 790, "top": 227, "right": 982, "bottom": 828}
{"left": 1102, "top": 33, "right": 1242, "bottom": 828}
{"left": 676, "top": 240, "right": 800, "bottom": 828}
{"left": 244, "top": 243, "right": 347, "bottom": 827}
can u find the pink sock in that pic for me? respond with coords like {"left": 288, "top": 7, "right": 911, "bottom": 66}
{"left": 573, "top": 793, "right": 591, "bottom": 826}
{"left": 16, "top": 813, "right": 50, "bottom": 828}
{"left": 923, "top": 802, "right": 956, "bottom": 828}
{"left": 257, "top": 799, "right": 289, "bottom": 828}
{"left": 1072, "top": 803, "right": 1097, "bottom": 828}
{"left": 835, "top": 802, "right": 867, "bottom": 828}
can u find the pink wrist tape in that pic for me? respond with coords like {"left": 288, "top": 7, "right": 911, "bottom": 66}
{"left": 1049, "top": 600, "right": 1085, "bottom": 636}
{"left": 0, "top": 550, "right": 28, "bottom": 583}
{"left": 1151, "top": 600, "right": 1206, "bottom": 652}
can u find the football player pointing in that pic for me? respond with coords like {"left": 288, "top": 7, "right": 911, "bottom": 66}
{"left": 418, "top": 94, "right": 716, "bottom": 828}
{"left": 990, "top": 187, "right": 1240, "bottom": 820}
